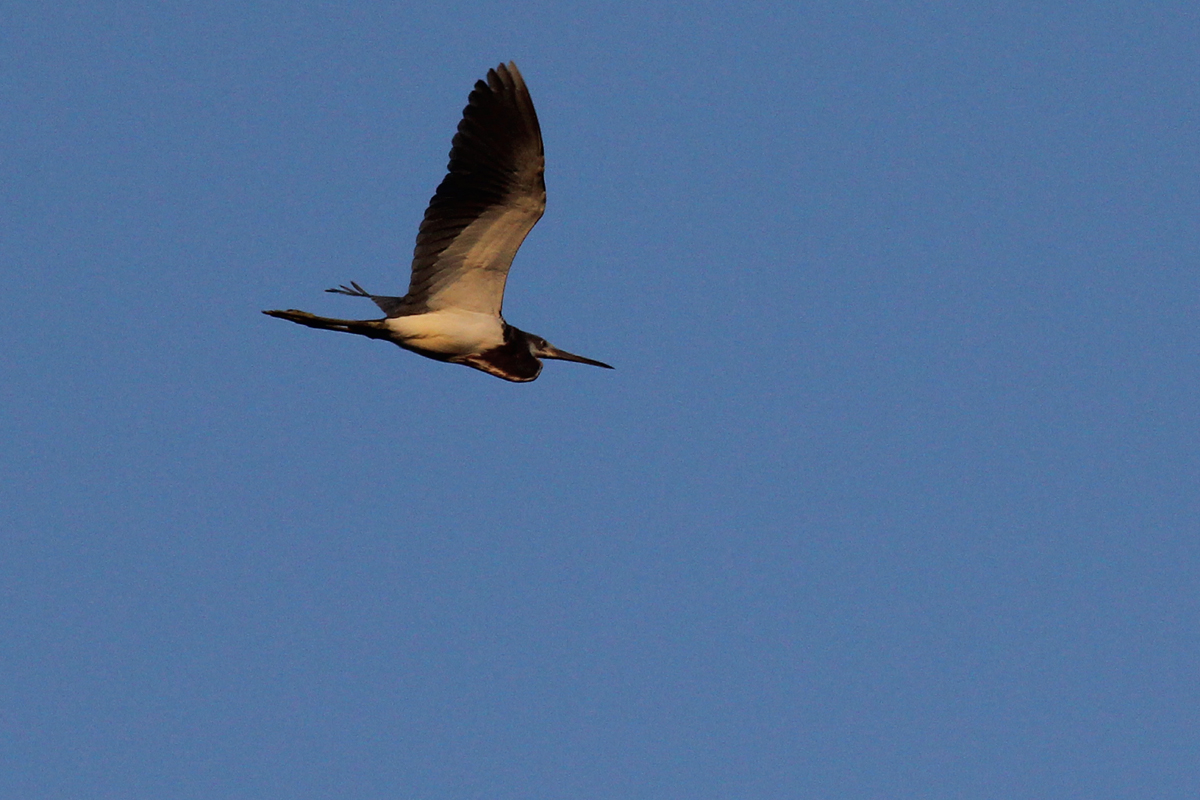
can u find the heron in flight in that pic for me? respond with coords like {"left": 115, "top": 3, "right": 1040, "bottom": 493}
{"left": 264, "top": 62, "right": 612, "bottom": 382}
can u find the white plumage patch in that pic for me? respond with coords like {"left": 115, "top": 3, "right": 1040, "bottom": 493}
{"left": 383, "top": 309, "right": 506, "bottom": 356}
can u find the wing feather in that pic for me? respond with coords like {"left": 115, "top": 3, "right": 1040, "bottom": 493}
{"left": 404, "top": 62, "right": 546, "bottom": 315}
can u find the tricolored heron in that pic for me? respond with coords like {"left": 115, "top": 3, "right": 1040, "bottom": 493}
{"left": 264, "top": 62, "right": 611, "bottom": 382}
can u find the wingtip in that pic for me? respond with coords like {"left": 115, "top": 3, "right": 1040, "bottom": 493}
{"left": 491, "top": 60, "right": 524, "bottom": 87}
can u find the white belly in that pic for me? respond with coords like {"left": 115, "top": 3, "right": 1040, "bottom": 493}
{"left": 383, "top": 309, "right": 505, "bottom": 356}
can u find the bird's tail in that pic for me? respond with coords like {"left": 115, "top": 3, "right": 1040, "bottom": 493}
{"left": 326, "top": 281, "right": 406, "bottom": 316}
{"left": 262, "top": 309, "right": 390, "bottom": 340}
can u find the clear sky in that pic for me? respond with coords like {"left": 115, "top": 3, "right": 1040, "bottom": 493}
{"left": 3, "top": 2, "right": 1198, "bottom": 798}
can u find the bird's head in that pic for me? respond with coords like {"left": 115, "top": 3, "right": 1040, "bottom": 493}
{"left": 525, "top": 332, "right": 613, "bottom": 370}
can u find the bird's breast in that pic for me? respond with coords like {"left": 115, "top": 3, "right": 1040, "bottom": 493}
{"left": 383, "top": 309, "right": 506, "bottom": 356}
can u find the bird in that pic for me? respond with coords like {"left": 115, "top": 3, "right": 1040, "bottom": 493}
{"left": 263, "top": 61, "right": 612, "bottom": 383}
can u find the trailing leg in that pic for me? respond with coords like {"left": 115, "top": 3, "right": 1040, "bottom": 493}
{"left": 262, "top": 309, "right": 390, "bottom": 340}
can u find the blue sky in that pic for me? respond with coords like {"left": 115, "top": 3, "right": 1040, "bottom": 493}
{"left": 3, "top": 2, "right": 1198, "bottom": 797}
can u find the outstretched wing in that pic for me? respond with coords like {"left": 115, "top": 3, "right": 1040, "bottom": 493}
{"left": 404, "top": 62, "right": 545, "bottom": 316}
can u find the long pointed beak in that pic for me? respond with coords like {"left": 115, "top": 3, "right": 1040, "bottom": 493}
{"left": 540, "top": 344, "right": 614, "bottom": 370}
